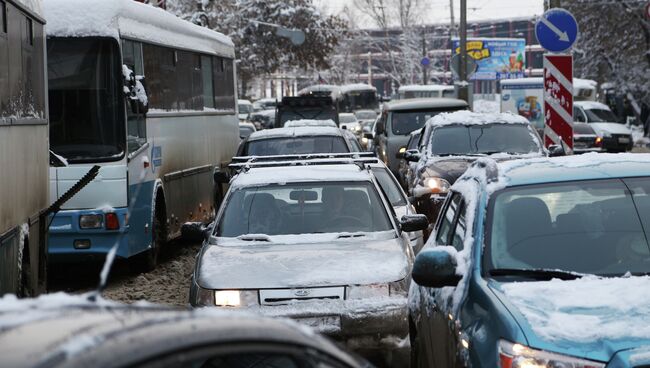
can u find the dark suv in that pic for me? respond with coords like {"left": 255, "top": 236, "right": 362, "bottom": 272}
{"left": 407, "top": 111, "right": 546, "bottom": 227}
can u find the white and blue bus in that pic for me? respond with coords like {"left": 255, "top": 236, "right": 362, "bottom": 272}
{"left": 0, "top": 0, "right": 49, "bottom": 295}
{"left": 45, "top": 0, "right": 239, "bottom": 270}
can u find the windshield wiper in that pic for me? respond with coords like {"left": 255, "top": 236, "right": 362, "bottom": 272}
{"left": 489, "top": 268, "right": 585, "bottom": 280}
{"left": 337, "top": 233, "right": 366, "bottom": 239}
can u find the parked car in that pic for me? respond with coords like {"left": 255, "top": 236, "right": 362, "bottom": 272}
{"left": 189, "top": 158, "right": 429, "bottom": 366}
{"left": 573, "top": 122, "right": 604, "bottom": 154}
{"left": 238, "top": 122, "right": 256, "bottom": 140}
{"left": 339, "top": 113, "right": 361, "bottom": 134}
{"left": 0, "top": 293, "right": 369, "bottom": 368}
{"left": 409, "top": 153, "right": 650, "bottom": 368}
{"left": 396, "top": 129, "right": 423, "bottom": 191}
{"left": 237, "top": 99, "right": 253, "bottom": 121}
{"left": 237, "top": 126, "right": 363, "bottom": 156}
{"left": 574, "top": 101, "right": 633, "bottom": 152}
{"left": 370, "top": 98, "right": 468, "bottom": 176}
{"left": 407, "top": 111, "right": 546, "bottom": 226}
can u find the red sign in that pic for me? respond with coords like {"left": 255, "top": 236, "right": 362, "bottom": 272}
{"left": 543, "top": 54, "right": 573, "bottom": 152}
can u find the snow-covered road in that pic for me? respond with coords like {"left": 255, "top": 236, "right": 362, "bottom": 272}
{"left": 49, "top": 240, "right": 201, "bottom": 307}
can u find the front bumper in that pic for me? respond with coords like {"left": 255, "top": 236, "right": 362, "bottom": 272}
{"left": 601, "top": 135, "right": 633, "bottom": 152}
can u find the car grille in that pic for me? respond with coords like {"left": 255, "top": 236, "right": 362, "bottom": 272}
{"left": 259, "top": 287, "right": 345, "bottom": 306}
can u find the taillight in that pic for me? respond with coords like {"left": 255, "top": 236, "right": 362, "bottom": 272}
{"left": 105, "top": 213, "right": 120, "bottom": 230}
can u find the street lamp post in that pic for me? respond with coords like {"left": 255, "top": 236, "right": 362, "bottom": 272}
{"left": 457, "top": 0, "right": 469, "bottom": 103}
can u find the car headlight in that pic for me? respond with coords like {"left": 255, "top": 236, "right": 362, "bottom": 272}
{"left": 214, "top": 290, "right": 258, "bottom": 307}
{"left": 413, "top": 177, "right": 451, "bottom": 198}
{"left": 498, "top": 340, "right": 605, "bottom": 368}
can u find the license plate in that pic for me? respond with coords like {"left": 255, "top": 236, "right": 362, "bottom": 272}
{"left": 294, "top": 315, "right": 341, "bottom": 334}
{"left": 619, "top": 137, "right": 630, "bottom": 144}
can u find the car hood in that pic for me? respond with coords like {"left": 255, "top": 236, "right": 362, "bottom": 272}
{"left": 489, "top": 276, "right": 650, "bottom": 363}
{"left": 589, "top": 122, "right": 632, "bottom": 136}
{"left": 198, "top": 231, "right": 410, "bottom": 289}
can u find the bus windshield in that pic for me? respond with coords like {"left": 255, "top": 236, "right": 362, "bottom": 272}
{"left": 48, "top": 37, "right": 125, "bottom": 163}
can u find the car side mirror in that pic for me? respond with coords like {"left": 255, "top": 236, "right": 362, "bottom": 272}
{"left": 376, "top": 121, "right": 385, "bottom": 135}
{"left": 214, "top": 170, "right": 230, "bottom": 184}
{"left": 412, "top": 248, "right": 462, "bottom": 288}
{"left": 404, "top": 149, "right": 421, "bottom": 162}
{"left": 400, "top": 214, "right": 429, "bottom": 232}
{"left": 395, "top": 146, "right": 407, "bottom": 159}
{"left": 364, "top": 132, "right": 374, "bottom": 140}
{"left": 548, "top": 144, "right": 565, "bottom": 157}
{"left": 181, "top": 222, "right": 210, "bottom": 243}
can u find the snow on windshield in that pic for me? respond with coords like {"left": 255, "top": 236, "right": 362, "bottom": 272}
{"left": 501, "top": 276, "right": 650, "bottom": 342}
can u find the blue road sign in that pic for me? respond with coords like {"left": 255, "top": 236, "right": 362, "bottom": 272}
{"left": 420, "top": 57, "right": 430, "bottom": 67}
{"left": 535, "top": 8, "right": 579, "bottom": 53}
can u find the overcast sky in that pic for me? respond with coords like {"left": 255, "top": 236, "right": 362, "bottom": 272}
{"left": 314, "top": 0, "right": 544, "bottom": 28}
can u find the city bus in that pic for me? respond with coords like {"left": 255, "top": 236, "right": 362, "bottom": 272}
{"left": 298, "top": 83, "right": 379, "bottom": 113}
{"left": 0, "top": 0, "right": 49, "bottom": 296}
{"left": 45, "top": 0, "right": 239, "bottom": 271}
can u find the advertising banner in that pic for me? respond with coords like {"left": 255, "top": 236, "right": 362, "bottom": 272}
{"left": 452, "top": 38, "right": 526, "bottom": 81}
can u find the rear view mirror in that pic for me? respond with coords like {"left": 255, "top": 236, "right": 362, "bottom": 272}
{"left": 412, "top": 248, "right": 461, "bottom": 288}
{"left": 400, "top": 214, "right": 428, "bottom": 232}
{"left": 214, "top": 170, "right": 230, "bottom": 184}
{"left": 548, "top": 144, "right": 566, "bottom": 157}
{"left": 290, "top": 190, "right": 318, "bottom": 201}
{"left": 404, "top": 149, "right": 421, "bottom": 162}
{"left": 181, "top": 222, "right": 210, "bottom": 243}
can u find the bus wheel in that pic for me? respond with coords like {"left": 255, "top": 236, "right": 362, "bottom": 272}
{"left": 135, "top": 195, "right": 167, "bottom": 273}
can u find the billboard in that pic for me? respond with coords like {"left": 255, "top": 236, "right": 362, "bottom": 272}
{"left": 500, "top": 78, "right": 544, "bottom": 132}
{"left": 452, "top": 38, "right": 526, "bottom": 81}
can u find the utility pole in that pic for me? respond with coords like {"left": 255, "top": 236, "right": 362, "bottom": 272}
{"left": 458, "top": 0, "right": 469, "bottom": 103}
{"left": 449, "top": 0, "right": 456, "bottom": 37}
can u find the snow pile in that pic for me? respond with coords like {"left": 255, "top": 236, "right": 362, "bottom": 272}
{"left": 473, "top": 97, "right": 500, "bottom": 114}
{"left": 284, "top": 119, "right": 337, "bottom": 128}
{"left": 501, "top": 276, "right": 650, "bottom": 342}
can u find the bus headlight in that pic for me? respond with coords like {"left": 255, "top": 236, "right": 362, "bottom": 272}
{"left": 79, "top": 214, "right": 103, "bottom": 229}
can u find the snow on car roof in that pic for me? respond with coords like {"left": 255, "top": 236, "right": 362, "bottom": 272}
{"left": 247, "top": 126, "right": 343, "bottom": 140}
{"left": 231, "top": 164, "right": 373, "bottom": 188}
{"left": 500, "top": 275, "right": 650, "bottom": 343}
{"left": 398, "top": 84, "right": 454, "bottom": 92}
{"left": 384, "top": 98, "right": 468, "bottom": 111}
{"left": 426, "top": 110, "right": 530, "bottom": 127}
{"left": 574, "top": 101, "right": 611, "bottom": 110}
{"left": 284, "top": 119, "right": 337, "bottom": 127}
{"left": 44, "top": 0, "right": 234, "bottom": 57}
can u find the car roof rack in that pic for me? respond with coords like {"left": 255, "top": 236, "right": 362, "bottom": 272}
{"left": 229, "top": 152, "right": 380, "bottom": 171}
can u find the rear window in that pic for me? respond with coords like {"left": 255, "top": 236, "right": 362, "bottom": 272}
{"left": 244, "top": 136, "right": 349, "bottom": 155}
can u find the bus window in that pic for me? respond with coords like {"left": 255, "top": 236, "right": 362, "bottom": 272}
{"left": 201, "top": 56, "right": 214, "bottom": 109}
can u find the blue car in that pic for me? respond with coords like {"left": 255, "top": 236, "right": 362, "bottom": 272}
{"left": 409, "top": 153, "right": 650, "bottom": 367}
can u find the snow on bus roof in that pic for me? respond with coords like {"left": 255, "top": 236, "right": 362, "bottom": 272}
{"left": 231, "top": 164, "right": 372, "bottom": 188}
{"left": 44, "top": 0, "right": 234, "bottom": 57}
{"left": 247, "top": 126, "right": 343, "bottom": 140}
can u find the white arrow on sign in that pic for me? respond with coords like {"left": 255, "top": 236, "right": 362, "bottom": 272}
{"left": 540, "top": 16, "right": 570, "bottom": 42}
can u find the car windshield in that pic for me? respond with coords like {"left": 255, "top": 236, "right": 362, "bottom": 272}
{"left": 486, "top": 178, "right": 650, "bottom": 276}
{"left": 244, "top": 136, "right": 348, "bottom": 155}
{"left": 371, "top": 167, "right": 407, "bottom": 207}
{"left": 585, "top": 108, "right": 619, "bottom": 123}
{"left": 48, "top": 37, "right": 125, "bottom": 163}
{"left": 428, "top": 123, "right": 540, "bottom": 156}
{"left": 216, "top": 182, "right": 393, "bottom": 237}
{"left": 391, "top": 108, "right": 463, "bottom": 135}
